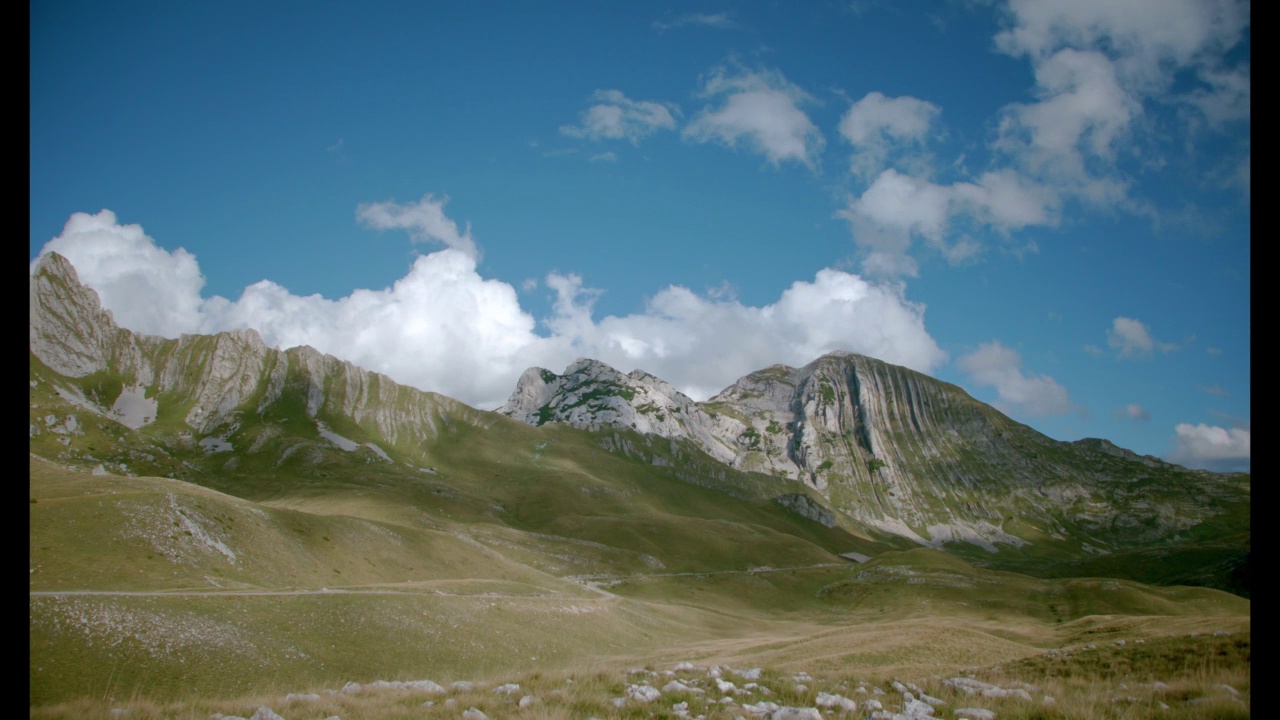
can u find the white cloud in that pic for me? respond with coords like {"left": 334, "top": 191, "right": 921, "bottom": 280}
{"left": 560, "top": 89, "right": 678, "bottom": 145}
{"left": 993, "top": 0, "right": 1249, "bottom": 202}
{"left": 34, "top": 208, "right": 946, "bottom": 410}
{"left": 1168, "top": 422, "right": 1249, "bottom": 472}
{"left": 995, "top": 0, "right": 1248, "bottom": 89}
{"left": 683, "top": 66, "right": 825, "bottom": 169}
{"left": 356, "top": 194, "right": 479, "bottom": 260}
{"left": 589, "top": 151, "right": 618, "bottom": 163}
{"left": 1106, "top": 316, "right": 1176, "bottom": 358}
{"left": 838, "top": 92, "right": 940, "bottom": 180}
{"left": 1115, "top": 403, "right": 1150, "bottom": 421}
{"left": 1200, "top": 383, "right": 1228, "bottom": 397}
{"left": 652, "top": 11, "right": 737, "bottom": 32}
{"left": 29, "top": 210, "right": 212, "bottom": 339}
{"left": 994, "top": 48, "right": 1138, "bottom": 202}
{"left": 837, "top": 168, "right": 1058, "bottom": 276}
{"left": 957, "top": 341, "right": 1077, "bottom": 417}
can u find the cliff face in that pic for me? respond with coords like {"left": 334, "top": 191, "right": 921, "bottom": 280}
{"left": 28, "top": 250, "right": 1249, "bottom": 573}
{"left": 501, "top": 353, "right": 1248, "bottom": 554}
{"left": 28, "top": 252, "right": 482, "bottom": 473}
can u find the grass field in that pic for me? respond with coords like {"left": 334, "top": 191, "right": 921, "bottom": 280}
{"left": 30, "top": 458, "right": 1248, "bottom": 718}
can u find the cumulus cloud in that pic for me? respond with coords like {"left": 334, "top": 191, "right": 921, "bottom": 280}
{"left": 1115, "top": 403, "right": 1150, "bottom": 421}
{"left": 837, "top": 168, "right": 1058, "bottom": 276}
{"left": 560, "top": 89, "right": 679, "bottom": 144}
{"left": 993, "top": 0, "right": 1249, "bottom": 202}
{"left": 356, "top": 194, "right": 479, "bottom": 260}
{"left": 28, "top": 210, "right": 213, "bottom": 339}
{"left": 994, "top": 48, "right": 1138, "bottom": 202}
{"left": 838, "top": 92, "right": 941, "bottom": 180}
{"left": 957, "top": 341, "right": 1077, "bottom": 417}
{"left": 1106, "top": 316, "right": 1177, "bottom": 358}
{"left": 683, "top": 66, "right": 825, "bottom": 169}
{"left": 33, "top": 208, "right": 946, "bottom": 410}
{"left": 1168, "top": 422, "right": 1249, "bottom": 472}
{"left": 652, "top": 11, "right": 737, "bottom": 32}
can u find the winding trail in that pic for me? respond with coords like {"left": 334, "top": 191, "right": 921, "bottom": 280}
{"left": 29, "top": 562, "right": 852, "bottom": 600}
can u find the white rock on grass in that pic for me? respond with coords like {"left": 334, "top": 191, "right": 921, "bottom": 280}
{"left": 738, "top": 668, "right": 763, "bottom": 680}
{"left": 674, "top": 662, "right": 698, "bottom": 671}
{"left": 740, "top": 701, "right": 779, "bottom": 717}
{"left": 369, "top": 680, "right": 445, "bottom": 693}
{"left": 717, "top": 679, "right": 738, "bottom": 694}
{"left": 451, "top": 681, "right": 476, "bottom": 691}
{"left": 664, "top": 680, "right": 704, "bottom": 694}
{"left": 340, "top": 682, "right": 361, "bottom": 694}
{"left": 770, "top": 707, "right": 822, "bottom": 719}
{"left": 284, "top": 693, "right": 321, "bottom": 702}
{"left": 493, "top": 683, "right": 521, "bottom": 695}
{"left": 626, "top": 684, "right": 662, "bottom": 703}
{"left": 861, "top": 698, "right": 883, "bottom": 711}
{"left": 814, "top": 692, "right": 858, "bottom": 711}
{"left": 919, "top": 692, "right": 945, "bottom": 707}
{"left": 461, "top": 708, "right": 488, "bottom": 720}
{"left": 250, "top": 709, "right": 285, "bottom": 720}
{"left": 955, "top": 709, "right": 995, "bottom": 720}
{"left": 673, "top": 700, "right": 691, "bottom": 717}
{"left": 902, "top": 695, "right": 937, "bottom": 718}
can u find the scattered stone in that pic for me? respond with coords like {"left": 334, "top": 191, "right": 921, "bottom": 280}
{"left": 368, "top": 680, "right": 444, "bottom": 693}
{"left": 738, "top": 668, "right": 763, "bottom": 680}
{"left": 674, "top": 662, "right": 698, "bottom": 671}
{"left": 861, "top": 698, "right": 883, "bottom": 711}
{"left": 717, "top": 679, "right": 738, "bottom": 694}
{"left": 250, "top": 709, "right": 285, "bottom": 720}
{"left": 740, "top": 700, "right": 780, "bottom": 717}
{"left": 814, "top": 692, "right": 857, "bottom": 711}
{"left": 626, "top": 684, "right": 662, "bottom": 703}
{"left": 451, "top": 681, "right": 476, "bottom": 692}
{"left": 340, "top": 682, "right": 361, "bottom": 695}
{"left": 284, "top": 693, "right": 321, "bottom": 702}
{"left": 955, "top": 709, "right": 995, "bottom": 720}
{"left": 518, "top": 695, "right": 536, "bottom": 708}
{"left": 673, "top": 701, "right": 690, "bottom": 717}
{"left": 493, "top": 683, "right": 521, "bottom": 695}
{"left": 902, "top": 695, "right": 936, "bottom": 717}
{"left": 919, "top": 691, "right": 945, "bottom": 707}
{"left": 461, "top": 708, "right": 488, "bottom": 720}
{"left": 769, "top": 707, "right": 821, "bottom": 719}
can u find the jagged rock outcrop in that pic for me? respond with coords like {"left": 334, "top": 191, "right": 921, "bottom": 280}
{"left": 502, "top": 354, "right": 1249, "bottom": 555}
{"left": 28, "top": 252, "right": 480, "bottom": 469}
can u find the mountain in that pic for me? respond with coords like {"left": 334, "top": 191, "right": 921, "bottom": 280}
{"left": 28, "top": 251, "right": 1249, "bottom": 595}
{"left": 501, "top": 354, "right": 1249, "bottom": 592}
{"left": 26, "top": 251, "right": 1252, "bottom": 711}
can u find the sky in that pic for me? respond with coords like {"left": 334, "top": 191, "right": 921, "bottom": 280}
{"left": 30, "top": 0, "right": 1249, "bottom": 472}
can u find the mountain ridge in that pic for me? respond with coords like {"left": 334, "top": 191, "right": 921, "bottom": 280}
{"left": 28, "top": 250, "right": 1250, "bottom": 595}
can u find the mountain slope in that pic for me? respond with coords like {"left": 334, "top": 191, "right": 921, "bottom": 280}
{"left": 501, "top": 355, "right": 1249, "bottom": 593}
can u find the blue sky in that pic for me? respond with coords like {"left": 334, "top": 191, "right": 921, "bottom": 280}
{"left": 30, "top": 0, "right": 1249, "bottom": 471}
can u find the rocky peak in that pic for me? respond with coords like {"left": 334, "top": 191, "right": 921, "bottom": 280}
{"left": 29, "top": 252, "right": 123, "bottom": 377}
